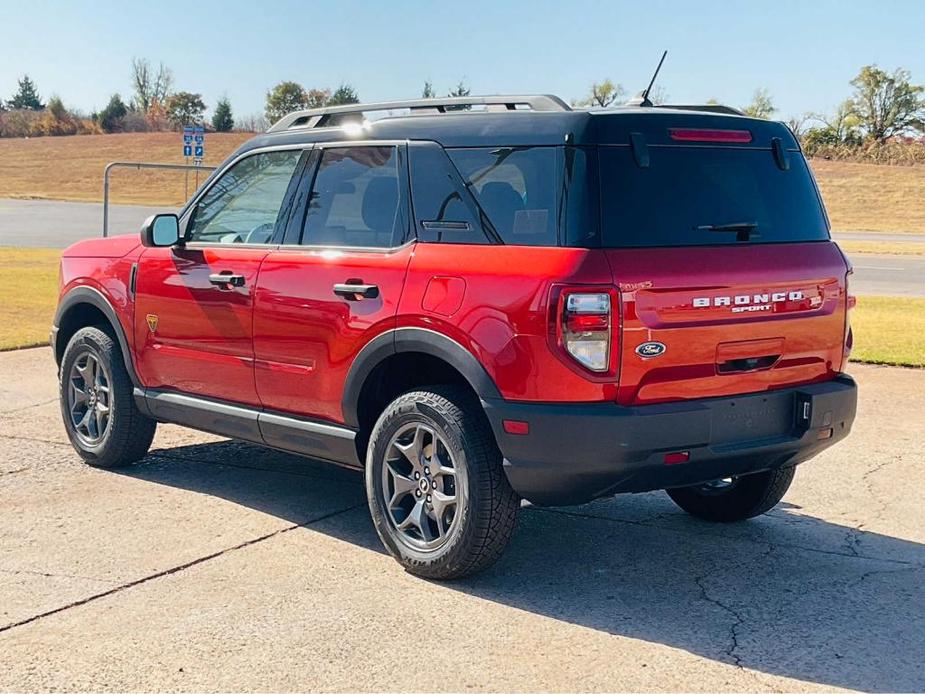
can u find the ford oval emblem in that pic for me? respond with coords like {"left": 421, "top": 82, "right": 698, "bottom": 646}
{"left": 635, "top": 341, "right": 667, "bottom": 358}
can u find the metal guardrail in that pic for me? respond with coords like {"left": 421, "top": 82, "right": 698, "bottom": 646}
{"left": 102, "top": 161, "right": 217, "bottom": 237}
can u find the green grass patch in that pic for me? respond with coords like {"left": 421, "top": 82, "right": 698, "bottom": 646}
{"left": 0, "top": 247, "right": 60, "bottom": 351}
{"left": 850, "top": 295, "right": 925, "bottom": 367}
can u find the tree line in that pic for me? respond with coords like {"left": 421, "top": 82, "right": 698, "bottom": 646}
{"left": 2, "top": 59, "right": 923, "bottom": 163}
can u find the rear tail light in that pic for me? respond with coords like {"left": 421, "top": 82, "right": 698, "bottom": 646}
{"left": 563, "top": 292, "right": 611, "bottom": 372}
{"left": 669, "top": 128, "right": 753, "bottom": 143}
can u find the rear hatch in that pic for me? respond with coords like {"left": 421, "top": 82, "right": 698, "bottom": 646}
{"left": 593, "top": 115, "right": 850, "bottom": 406}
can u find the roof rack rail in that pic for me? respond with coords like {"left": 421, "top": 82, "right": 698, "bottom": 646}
{"left": 266, "top": 94, "right": 571, "bottom": 133}
{"left": 655, "top": 104, "right": 746, "bottom": 116}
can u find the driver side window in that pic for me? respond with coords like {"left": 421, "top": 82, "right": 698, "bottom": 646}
{"left": 186, "top": 149, "right": 302, "bottom": 244}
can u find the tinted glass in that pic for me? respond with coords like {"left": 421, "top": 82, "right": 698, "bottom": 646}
{"left": 409, "top": 143, "right": 489, "bottom": 245}
{"left": 562, "top": 146, "right": 599, "bottom": 247}
{"left": 448, "top": 147, "right": 558, "bottom": 246}
{"left": 302, "top": 146, "right": 401, "bottom": 248}
{"left": 598, "top": 146, "right": 828, "bottom": 247}
{"left": 187, "top": 150, "right": 301, "bottom": 244}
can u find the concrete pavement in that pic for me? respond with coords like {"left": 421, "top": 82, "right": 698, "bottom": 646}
{"left": 1, "top": 347, "right": 923, "bottom": 691}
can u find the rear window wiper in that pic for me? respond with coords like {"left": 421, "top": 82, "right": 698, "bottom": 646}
{"left": 695, "top": 222, "right": 760, "bottom": 241}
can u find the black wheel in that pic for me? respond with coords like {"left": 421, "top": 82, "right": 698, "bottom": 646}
{"left": 59, "top": 326, "right": 156, "bottom": 468}
{"left": 366, "top": 387, "right": 519, "bottom": 580}
{"left": 666, "top": 466, "right": 795, "bottom": 522}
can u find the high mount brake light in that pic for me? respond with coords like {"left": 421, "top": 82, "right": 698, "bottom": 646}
{"left": 562, "top": 292, "right": 611, "bottom": 372}
{"left": 669, "top": 128, "right": 753, "bottom": 143}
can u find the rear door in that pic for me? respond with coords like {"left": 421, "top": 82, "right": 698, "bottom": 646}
{"left": 596, "top": 135, "right": 850, "bottom": 406}
{"left": 134, "top": 148, "right": 305, "bottom": 405}
{"left": 253, "top": 143, "right": 413, "bottom": 424}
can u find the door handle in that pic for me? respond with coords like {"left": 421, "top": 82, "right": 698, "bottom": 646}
{"left": 333, "top": 282, "right": 380, "bottom": 300}
{"left": 209, "top": 272, "right": 246, "bottom": 289}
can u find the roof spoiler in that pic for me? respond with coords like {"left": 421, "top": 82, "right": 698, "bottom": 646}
{"left": 656, "top": 104, "right": 746, "bottom": 116}
{"left": 267, "top": 95, "right": 572, "bottom": 133}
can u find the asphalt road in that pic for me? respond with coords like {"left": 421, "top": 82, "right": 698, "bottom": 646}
{"left": 1, "top": 347, "right": 923, "bottom": 691}
{"left": 0, "top": 198, "right": 923, "bottom": 296}
{"left": 0, "top": 198, "right": 170, "bottom": 248}
{"left": 848, "top": 255, "right": 925, "bottom": 297}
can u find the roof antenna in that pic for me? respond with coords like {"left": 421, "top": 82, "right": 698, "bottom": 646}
{"left": 627, "top": 50, "right": 668, "bottom": 107}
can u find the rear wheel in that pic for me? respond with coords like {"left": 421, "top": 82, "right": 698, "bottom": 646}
{"left": 59, "top": 326, "right": 156, "bottom": 468}
{"left": 366, "top": 387, "right": 519, "bottom": 580}
{"left": 666, "top": 466, "right": 795, "bottom": 522}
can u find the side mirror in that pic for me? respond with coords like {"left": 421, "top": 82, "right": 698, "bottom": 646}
{"left": 141, "top": 214, "right": 181, "bottom": 247}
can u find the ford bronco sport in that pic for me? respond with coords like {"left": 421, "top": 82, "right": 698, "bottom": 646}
{"left": 53, "top": 94, "right": 857, "bottom": 579}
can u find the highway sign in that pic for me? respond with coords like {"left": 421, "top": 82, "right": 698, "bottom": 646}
{"left": 182, "top": 126, "right": 205, "bottom": 161}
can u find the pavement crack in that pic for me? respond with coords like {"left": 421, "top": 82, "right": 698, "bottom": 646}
{"left": 0, "top": 433, "right": 70, "bottom": 448}
{"left": 0, "top": 397, "right": 57, "bottom": 415}
{"left": 0, "top": 501, "right": 365, "bottom": 635}
{"left": 846, "top": 563, "right": 925, "bottom": 589}
{"left": 691, "top": 542, "right": 776, "bottom": 689}
{"left": 0, "top": 567, "right": 114, "bottom": 585}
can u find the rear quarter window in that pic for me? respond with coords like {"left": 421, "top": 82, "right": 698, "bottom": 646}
{"left": 598, "top": 146, "right": 829, "bottom": 247}
{"left": 448, "top": 147, "right": 559, "bottom": 246}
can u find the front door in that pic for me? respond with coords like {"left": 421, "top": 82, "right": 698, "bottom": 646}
{"left": 253, "top": 143, "right": 413, "bottom": 423}
{"left": 134, "top": 147, "right": 305, "bottom": 405}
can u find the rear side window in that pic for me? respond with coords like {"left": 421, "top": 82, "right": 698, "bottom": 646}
{"left": 598, "top": 146, "right": 828, "bottom": 247}
{"left": 448, "top": 147, "right": 558, "bottom": 246}
{"left": 302, "top": 146, "right": 402, "bottom": 248}
{"left": 408, "top": 143, "right": 489, "bottom": 245}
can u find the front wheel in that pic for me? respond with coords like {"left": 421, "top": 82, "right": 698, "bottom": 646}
{"left": 365, "top": 387, "right": 519, "bottom": 580}
{"left": 59, "top": 326, "right": 156, "bottom": 468}
{"left": 666, "top": 466, "right": 795, "bottom": 522}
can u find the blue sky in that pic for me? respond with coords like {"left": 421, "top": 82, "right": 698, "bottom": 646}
{"left": 2, "top": 0, "right": 923, "bottom": 121}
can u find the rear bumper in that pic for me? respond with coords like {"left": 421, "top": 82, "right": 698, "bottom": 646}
{"left": 483, "top": 374, "right": 857, "bottom": 506}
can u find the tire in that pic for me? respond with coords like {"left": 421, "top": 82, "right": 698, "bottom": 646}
{"left": 365, "top": 387, "right": 519, "bottom": 580}
{"left": 59, "top": 326, "right": 156, "bottom": 468}
{"left": 666, "top": 466, "right": 795, "bottom": 522}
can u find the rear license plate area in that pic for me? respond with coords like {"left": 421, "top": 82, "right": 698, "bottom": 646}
{"left": 711, "top": 393, "right": 794, "bottom": 444}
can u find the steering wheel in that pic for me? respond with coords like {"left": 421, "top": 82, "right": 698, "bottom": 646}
{"left": 244, "top": 223, "right": 275, "bottom": 244}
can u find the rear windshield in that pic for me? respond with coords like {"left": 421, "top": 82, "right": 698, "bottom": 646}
{"left": 598, "top": 146, "right": 829, "bottom": 247}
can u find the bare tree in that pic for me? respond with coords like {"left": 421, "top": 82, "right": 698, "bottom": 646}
{"left": 786, "top": 113, "right": 812, "bottom": 140}
{"left": 131, "top": 58, "right": 173, "bottom": 113}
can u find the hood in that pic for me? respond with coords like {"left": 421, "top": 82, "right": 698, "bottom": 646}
{"left": 63, "top": 233, "right": 141, "bottom": 258}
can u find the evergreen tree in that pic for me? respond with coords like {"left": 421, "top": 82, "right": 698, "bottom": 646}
{"left": 8, "top": 75, "right": 44, "bottom": 110}
{"left": 328, "top": 83, "right": 360, "bottom": 106}
{"left": 98, "top": 94, "right": 128, "bottom": 133}
{"left": 212, "top": 96, "right": 234, "bottom": 132}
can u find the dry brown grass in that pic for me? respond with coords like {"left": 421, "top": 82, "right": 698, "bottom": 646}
{"left": 838, "top": 240, "right": 925, "bottom": 256}
{"left": 1, "top": 134, "right": 924, "bottom": 234}
{"left": 810, "top": 159, "right": 925, "bottom": 233}
{"left": 0, "top": 132, "right": 251, "bottom": 206}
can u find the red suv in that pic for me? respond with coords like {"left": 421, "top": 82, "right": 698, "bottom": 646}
{"left": 52, "top": 95, "right": 857, "bottom": 579}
